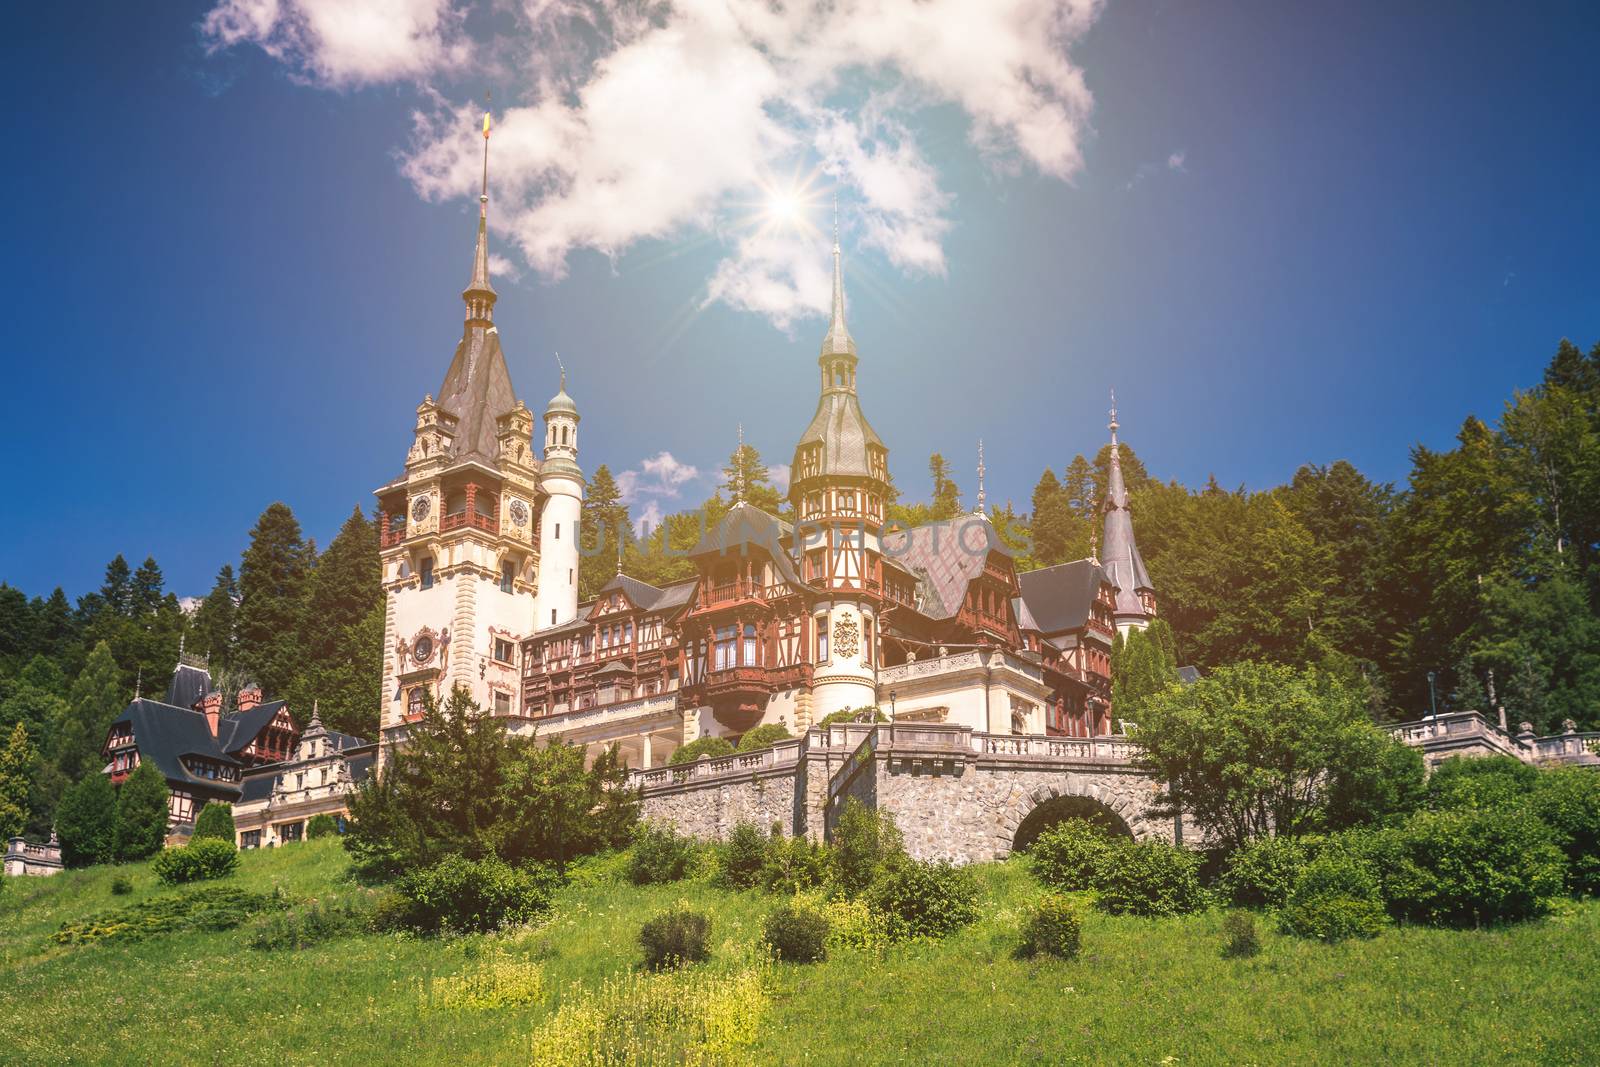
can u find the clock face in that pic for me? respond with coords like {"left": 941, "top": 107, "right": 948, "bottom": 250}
{"left": 411, "top": 495, "right": 432, "bottom": 522}
{"left": 412, "top": 635, "right": 434, "bottom": 665}
{"left": 509, "top": 499, "right": 529, "bottom": 526}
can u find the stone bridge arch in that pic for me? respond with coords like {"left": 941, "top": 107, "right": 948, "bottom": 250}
{"left": 994, "top": 772, "right": 1169, "bottom": 859}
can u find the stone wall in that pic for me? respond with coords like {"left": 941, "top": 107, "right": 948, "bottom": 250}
{"left": 641, "top": 766, "right": 805, "bottom": 841}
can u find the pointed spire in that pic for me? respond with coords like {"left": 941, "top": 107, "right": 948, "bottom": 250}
{"left": 734, "top": 423, "right": 746, "bottom": 504}
{"left": 974, "top": 439, "right": 988, "bottom": 518}
{"left": 1100, "top": 391, "right": 1155, "bottom": 627}
{"left": 463, "top": 109, "right": 497, "bottom": 325}
{"left": 820, "top": 195, "right": 856, "bottom": 360}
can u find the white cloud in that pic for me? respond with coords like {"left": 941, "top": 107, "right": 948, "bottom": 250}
{"left": 1166, "top": 150, "right": 1187, "bottom": 172}
{"left": 619, "top": 450, "right": 701, "bottom": 531}
{"left": 204, "top": 0, "right": 1104, "bottom": 326}
{"left": 200, "top": 0, "right": 471, "bottom": 88}
{"left": 769, "top": 463, "right": 791, "bottom": 496}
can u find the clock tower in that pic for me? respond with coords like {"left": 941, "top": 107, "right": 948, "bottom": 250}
{"left": 373, "top": 114, "right": 543, "bottom": 741}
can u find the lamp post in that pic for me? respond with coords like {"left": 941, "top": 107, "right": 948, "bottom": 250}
{"left": 1426, "top": 671, "right": 1438, "bottom": 719}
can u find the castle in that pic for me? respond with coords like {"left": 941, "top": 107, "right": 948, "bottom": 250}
{"left": 371, "top": 130, "right": 1156, "bottom": 774}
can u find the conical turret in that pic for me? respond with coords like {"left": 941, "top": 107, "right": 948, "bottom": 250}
{"left": 1101, "top": 393, "right": 1156, "bottom": 632}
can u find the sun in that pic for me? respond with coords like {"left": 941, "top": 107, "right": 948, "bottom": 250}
{"left": 767, "top": 188, "right": 803, "bottom": 224}
{"left": 744, "top": 168, "right": 829, "bottom": 237}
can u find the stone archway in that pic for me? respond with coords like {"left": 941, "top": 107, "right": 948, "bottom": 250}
{"left": 1011, "top": 794, "right": 1132, "bottom": 852}
{"left": 992, "top": 773, "right": 1166, "bottom": 859}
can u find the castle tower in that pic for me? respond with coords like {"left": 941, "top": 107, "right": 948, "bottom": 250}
{"left": 533, "top": 371, "right": 583, "bottom": 630}
{"left": 789, "top": 229, "right": 892, "bottom": 721}
{"left": 374, "top": 112, "right": 541, "bottom": 737}
{"left": 1101, "top": 395, "right": 1157, "bottom": 634}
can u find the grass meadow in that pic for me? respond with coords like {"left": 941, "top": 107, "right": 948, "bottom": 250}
{"left": 1, "top": 837, "right": 1596, "bottom": 1065}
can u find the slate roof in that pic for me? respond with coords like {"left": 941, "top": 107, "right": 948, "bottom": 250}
{"left": 793, "top": 392, "right": 884, "bottom": 480}
{"left": 881, "top": 517, "right": 1012, "bottom": 620}
{"left": 1102, "top": 441, "right": 1154, "bottom": 620}
{"left": 109, "top": 699, "right": 245, "bottom": 795}
{"left": 1016, "top": 559, "right": 1112, "bottom": 636}
{"left": 217, "top": 701, "right": 289, "bottom": 756}
{"left": 164, "top": 662, "right": 212, "bottom": 711}
{"left": 436, "top": 326, "right": 518, "bottom": 467}
{"left": 691, "top": 504, "right": 805, "bottom": 586}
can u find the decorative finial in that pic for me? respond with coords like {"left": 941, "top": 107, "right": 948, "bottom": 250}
{"left": 616, "top": 525, "right": 624, "bottom": 575}
{"left": 975, "top": 439, "right": 987, "bottom": 516}
{"left": 832, "top": 194, "right": 839, "bottom": 251}
{"left": 1108, "top": 389, "right": 1120, "bottom": 444}
{"left": 734, "top": 423, "right": 746, "bottom": 504}
{"left": 1090, "top": 530, "right": 1100, "bottom": 565}
{"left": 134, "top": 667, "right": 142, "bottom": 701}
{"left": 555, "top": 351, "right": 566, "bottom": 391}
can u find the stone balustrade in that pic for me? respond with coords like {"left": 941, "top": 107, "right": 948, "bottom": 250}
{"left": 1387, "top": 709, "right": 1600, "bottom": 767}
{"left": 521, "top": 693, "right": 680, "bottom": 737}
{"left": 876, "top": 648, "right": 1045, "bottom": 688}
{"left": 4, "top": 835, "right": 63, "bottom": 877}
{"left": 630, "top": 736, "right": 805, "bottom": 790}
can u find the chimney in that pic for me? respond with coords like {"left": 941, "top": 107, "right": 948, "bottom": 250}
{"left": 237, "top": 684, "right": 262, "bottom": 713}
{"left": 199, "top": 691, "right": 223, "bottom": 737}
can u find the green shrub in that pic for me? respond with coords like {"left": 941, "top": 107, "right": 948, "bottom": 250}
{"left": 831, "top": 798, "right": 904, "bottom": 897}
{"left": 152, "top": 839, "right": 240, "bottom": 885}
{"left": 639, "top": 909, "right": 712, "bottom": 970}
{"left": 53, "top": 885, "right": 285, "bottom": 946}
{"left": 1091, "top": 838, "right": 1207, "bottom": 917}
{"left": 55, "top": 773, "right": 119, "bottom": 868}
{"left": 865, "top": 859, "right": 980, "bottom": 940}
{"left": 1278, "top": 850, "right": 1387, "bottom": 942}
{"left": 247, "top": 894, "right": 378, "bottom": 950}
{"left": 1018, "top": 894, "right": 1081, "bottom": 959}
{"left": 761, "top": 834, "right": 830, "bottom": 895}
{"left": 817, "top": 706, "right": 887, "bottom": 728}
{"left": 114, "top": 760, "right": 171, "bottom": 862}
{"left": 1221, "top": 911, "right": 1261, "bottom": 958}
{"left": 717, "top": 822, "right": 769, "bottom": 889}
{"left": 395, "top": 855, "right": 556, "bottom": 934}
{"left": 668, "top": 736, "right": 736, "bottom": 766}
{"left": 763, "top": 902, "right": 829, "bottom": 963}
{"left": 1218, "top": 836, "right": 1308, "bottom": 909}
{"left": 1367, "top": 808, "right": 1565, "bottom": 927}
{"left": 109, "top": 875, "right": 134, "bottom": 896}
{"left": 1425, "top": 755, "right": 1539, "bottom": 812}
{"left": 1030, "top": 820, "right": 1114, "bottom": 891}
{"left": 191, "top": 802, "right": 236, "bottom": 843}
{"left": 306, "top": 813, "right": 339, "bottom": 839}
{"left": 1528, "top": 766, "right": 1600, "bottom": 895}
{"left": 736, "top": 724, "right": 792, "bottom": 752}
{"left": 627, "top": 823, "right": 697, "bottom": 886}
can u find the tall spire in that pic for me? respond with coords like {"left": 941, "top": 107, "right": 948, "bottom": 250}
{"left": 463, "top": 110, "right": 496, "bottom": 325}
{"left": 974, "top": 439, "right": 987, "bottom": 518}
{"left": 734, "top": 423, "right": 746, "bottom": 504}
{"left": 1101, "top": 390, "right": 1155, "bottom": 629}
{"left": 820, "top": 195, "right": 856, "bottom": 361}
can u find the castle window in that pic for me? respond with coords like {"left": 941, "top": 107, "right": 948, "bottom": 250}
{"left": 494, "top": 691, "right": 512, "bottom": 715}
{"left": 864, "top": 617, "right": 873, "bottom": 665}
{"left": 420, "top": 557, "right": 434, "bottom": 589}
{"left": 241, "top": 830, "right": 261, "bottom": 850}
{"left": 742, "top": 624, "right": 757, "bottom": 666}
{"left": 554, "top": 523, "right": 560, "bottom": 539}
{"left": 714, "top": 626, "right": 736, "bottom": 671}
{"left": 494, "top": 638, "right": 513, "bottom": 663}
{"left": 501, "top": 562, "right": 514, "bottom": 593}
{"left": 408, "top": 688, "right": 425, "bottom": 718}
{"left": 815, "top": 616, "right": 829, "bottom": 662}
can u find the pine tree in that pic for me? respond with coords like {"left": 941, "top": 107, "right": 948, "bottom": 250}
{"left": 580, "top": 465, "right": 634, "bottom": 601}
{"left": 1448, "top": 654, "right": 1488, "bottom": 712}
{"left": 292, "top": 507, "right": 380, "bottom": 736}
{"left": 55, "top": 641, "right": 126, "bottom": 782}
{"left": 115, "top": 759, "right": 170, "bottom": 860}
{"left": 236, "top": 502, "right": 315, "bottom": 700}
{"left": 1112, "top": 622, "right": 1180, "bottom": 720}
{"left": 929, "top": 453, "right": 962, "bottom": 520}
{"left": 99, "top": 555, "right": 133, "bottom": 618}
{"left": 191, "top": 801, "right": 237, "bottom": 843}
{"left": 719, "top": 442, "right": 783, "bottom": 513}
{"left": 54, "top": 771, "right": 118, "bottom": 867}
{"left": 191, "top": 564, "right": 239, "bottom": 671}
{"left": 1030, "top": 469, "right": 1074, "bottom": 566}
{"left": 130, "top": 557, "right": 165, "bottom": 618}
{"left": 0, "top": 721, "right": 35, "bottom": 839}
{"left": 1062, "top": 455, "right": 1097, "bottom": 520}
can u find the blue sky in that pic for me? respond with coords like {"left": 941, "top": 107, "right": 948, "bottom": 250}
{"left": 3, "top": 0, "right": 1598, "bottom": 600}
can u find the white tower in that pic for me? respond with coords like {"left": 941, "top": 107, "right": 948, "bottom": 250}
{"left": 533, "top": 373, "right": 583, "bottom": 630}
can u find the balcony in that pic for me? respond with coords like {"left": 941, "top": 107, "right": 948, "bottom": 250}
{"left": 440, "top": 510, "right": 498, "bottom": 534}
{"left": 380, "top": 524, "right": 408, "bottom": 549}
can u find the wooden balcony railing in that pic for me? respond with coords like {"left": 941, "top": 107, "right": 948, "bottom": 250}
{"left": 440, "top": 511, "right": 498, "bottom": 533}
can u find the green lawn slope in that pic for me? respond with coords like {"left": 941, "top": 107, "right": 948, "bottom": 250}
{"left": 1, "top": 839, "right": 1596, "bottom": 1065}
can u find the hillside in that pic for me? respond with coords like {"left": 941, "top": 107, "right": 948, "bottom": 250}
{"left": 2, "top": 839, "right": 1597, "bottom": 1066}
